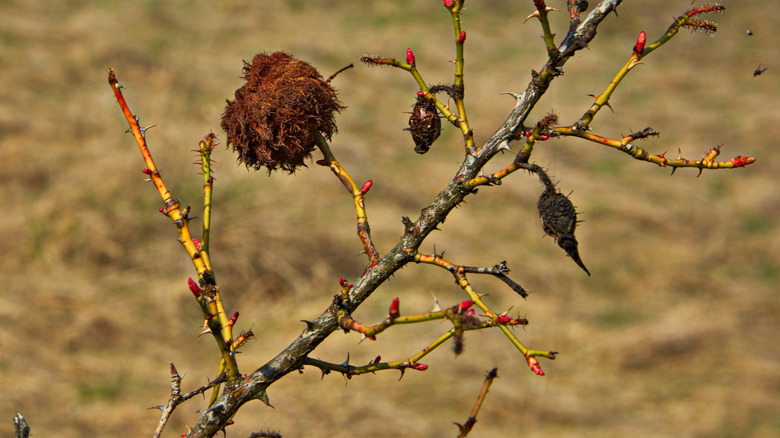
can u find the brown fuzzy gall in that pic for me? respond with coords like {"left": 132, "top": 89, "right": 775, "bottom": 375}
{"left": 221, "top": 52, "right": 345, "bottom": 173}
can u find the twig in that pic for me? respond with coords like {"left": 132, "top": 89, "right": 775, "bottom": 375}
{"left": 152, "top": 364, "right": 227, "bottom": 438}
{"left": 454, "top": 368, "right": 499, "bottom": 438}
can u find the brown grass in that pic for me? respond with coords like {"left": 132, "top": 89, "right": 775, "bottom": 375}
{"left": 1, "top": 1, "right": 779, "bottom": 437}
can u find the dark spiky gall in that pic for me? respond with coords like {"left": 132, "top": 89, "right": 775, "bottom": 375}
{"left": 221, "top": 52, "right": 345, "bottom": 173}
{"left": 406, "top": 95, "right": 441, "bottom": 154}
{"left": 537, "top": 186, "right": 590, "bottom": 276}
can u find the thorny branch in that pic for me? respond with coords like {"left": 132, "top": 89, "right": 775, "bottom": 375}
{"left": 151, "top": 364, "right": 227, "bottom": 438}
{"left": 100, "top": 1, "right": 755, "bottom": 436}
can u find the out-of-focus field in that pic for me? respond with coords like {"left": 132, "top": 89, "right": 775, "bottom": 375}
{"left": 1, "top": 1, "right": 779, "bottom": 436}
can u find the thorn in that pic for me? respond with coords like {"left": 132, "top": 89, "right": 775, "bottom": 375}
{"left": 696, "top": 168, "right": 703, "bottom": 178}
{"left": 341, "top": 353, "right": 350, "bottom": 368}
{"left": 431, "top": 293, "right": 442, "bottom": 312}
{"left": 523, "top": 10, "right": 541, "bottom": 23}
{"left": 628, "top": 59, "right": 643, "bottom": 70}
{"left": 501, "top": 91, "right": 523, "bottom": 100}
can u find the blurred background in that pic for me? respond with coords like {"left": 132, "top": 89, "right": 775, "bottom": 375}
{"left": 1, "top": 0, "right": 778, "bottom": 436}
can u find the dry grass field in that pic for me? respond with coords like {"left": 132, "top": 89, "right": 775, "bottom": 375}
{"left": 1, "top": 1, "right": 779, "bottom": 436}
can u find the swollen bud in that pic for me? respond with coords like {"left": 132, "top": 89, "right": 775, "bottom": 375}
{"left": 527, "top": 356, "right": 545, "bottom": 376}
{"left": 633, "top": 31, "right": 646, "bottom": 57}
{"left": 389, "top": 297, "right": 401, "bottom": 319}
{"left": 360, "top": 180, "right": 373, "bottom": 195}
{"left": 458, "top": 31, "right": 466, "bottom": 43}
{"left": 406, "top": 48, "right": 416, "bottom": 66}
{"left": 410, "top": 362, "right": 429, "bottom": 371}
{"left": 187, "top": 277, "right": 202, "bottom": 297}
{"left": 457, "top": 300, "right": 474, "bottom": 312}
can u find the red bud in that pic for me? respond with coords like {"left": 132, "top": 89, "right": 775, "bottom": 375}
{"left": 406, "top": 48, "right": 415, "bottom": 65}
{"left": 410, "top": 362, "right": 429, "bottom": 371}
{"left": 731, "top": 156, "right": 755, "bottom": 167}
{"left": 372, "top": 355, "right": 382, "bottom": 365}
{"left": 187, "top": 277, "right": 202, "bottom": 297}
{"left": 458, "top": 31, "right": 466, "bottom": 43}
{"left": 443, "top": 0, "right": 455, "bottom": 9}
{"left": 498, "top": 315, "right": 512, "bottom": 324}
{"left": 389, "top": 297, "right": 401, "bottom": 319}
{"left": 527, "top": 356, "right": 545, "bottom": 376}
{"left": 192, "top": 238, "right": 202, "bottom": 250}
{"left": 458, "top": 300, "right": 473, "bottom": 312}
{"left": 633, "top": 31, "right": 646, "bottom": 56}
{"left": 142, "top": 168, "right": 152, "bottom": 175}
{"left": 360, "top": 180, "right": 373, "bottom": 195}
{"left": 416, "top": 91, "right": 425, "bottom": 97}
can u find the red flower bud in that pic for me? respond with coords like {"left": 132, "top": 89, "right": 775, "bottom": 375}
{"left": 458, "top": 300, "right": 473, "bottom": 312}
{"left": 389, "top": 297, "right": 401, "bottom": 319}
{"left": 410, "top": 362, "right": 429, "bottom": 371}
{"left": 416, "top": 91, "right": 425, "bottom": 97}
{"left": 527, "top": 356, "right": 545, "bottom": 376}
{"left": 731, "top": 155, "right": 755, "bottom": 167}
{"left": 406, "top": 48, "right": 415, "bottom": 65}
{"left": 633, "top": 31, "right": 646, "bottom": 56}
{"left": 142, "top": 168, "right": 152, "bottom": 175}
{"left": 498, "top": 315, "right": 512, "bottom": 324}
{"left": 192, "top": 238, "right": 202, "bottom": 250}
{"left": 466, "top": 309, "right": 475, "bottom": 316}
{"left": 372, "top": 355, "right": 382, "bottom": 365}
{"left": 187, "top": 277, "right": 202, "bottom": 297}
{"left": 443, "top": 0, "right": 455, "bottom": 9}
{"left": 458, "top": 31, "right": 466, "bottom": 43}
{"left": 533, "top": 0, "right": 545, "bottom": 7}
{"left": 360, "top": 180, "right": 373, "bottom": 195}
